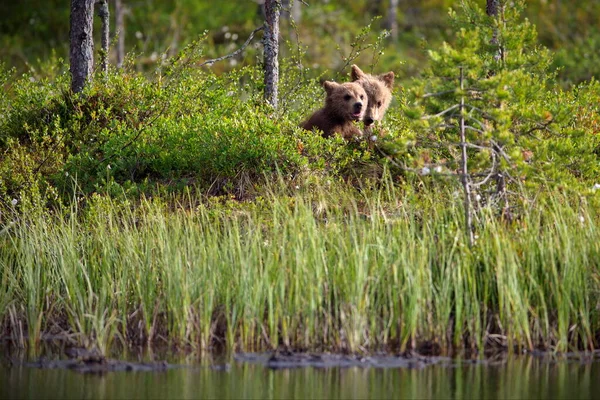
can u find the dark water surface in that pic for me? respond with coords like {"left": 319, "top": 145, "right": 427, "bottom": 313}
{"left": 1, "top": 355, "right": 599, "bottom": 399}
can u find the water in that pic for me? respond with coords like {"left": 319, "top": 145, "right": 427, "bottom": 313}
{"left": 1, "top": 356, "right": 598, "bottom": 399}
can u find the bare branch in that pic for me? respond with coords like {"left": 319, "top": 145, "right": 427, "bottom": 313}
{"left": 421, "top": 88, "right": 487, "bottom": 99}
{"left": 465, "top": 125, "right": 485, "bottom": 134}
{"left": 421, "top": 104, "right": 459, "bottom": 120}
{"left": 472, "top": 153, "right": 498, "bottom": 188}
{"left": 198, "top": 26, "right": 264, "bottom": 67}
{"left": 463, "top": 104, "right": 497, "bottom": 121}
{"left": 421, "top": 89, "right": 455, "bottom": 98}
{"left": 523, "top": 120, "right": 554, "bottom": 138}
{"left": 490, "top": 140, "right": 512, "bottom": 162}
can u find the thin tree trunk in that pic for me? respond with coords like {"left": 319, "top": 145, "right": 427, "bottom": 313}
{"left": 486, "top": 0, "right": 499, "bottom": 16}
{"left": 263, "top": 0, "right": 280, "bottom": 109}
{"left": 70, "top": 0, "right": 95, "bottom": 93}
{"left": 114, "top": 0, "right": 125, "bottom": 68}
{"left": 387, "top": 0, "right": 399, "bottom": 43}
{"left": 487, "top": 0, "right": 509, "bottom": 217}
{"left": 459, "top": 67, "right": 474, "bottom": 246}
{"left": 486, "top": 0, "right": 504, "bottom": 62}
{"left": 97, "top": 0, "right": 110, "bottom": 75}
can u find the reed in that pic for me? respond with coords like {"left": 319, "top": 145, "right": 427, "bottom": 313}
{"left": 1, "top": 180, "right": 599, "bottom": 355}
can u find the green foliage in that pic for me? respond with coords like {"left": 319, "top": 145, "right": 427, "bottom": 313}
{"left": 0, "top": 52, "right": 381, "bottom": 208}
{"left": 553, "top": 28, "right": 600, "bottom": 85}
{"left": 398, "top": 0, "right": 600, "bottom": 210}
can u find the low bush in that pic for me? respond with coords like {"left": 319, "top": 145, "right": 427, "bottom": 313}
{"left": 0, "top": 56, "right": 387, "bottom": 211}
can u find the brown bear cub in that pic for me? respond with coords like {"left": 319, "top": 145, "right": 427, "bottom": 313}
{"left": 350, "top": 64, "right": 394, "bottom": 129}
{"left": 301, "top": 81, "right": 368, "bottom": 140}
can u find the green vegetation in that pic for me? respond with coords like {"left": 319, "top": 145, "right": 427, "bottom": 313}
{"left": 1, "top": 1, "right": 600, "bottom": 356}
{"left": 2, "top": 181, "right": 599, "bottom": 354}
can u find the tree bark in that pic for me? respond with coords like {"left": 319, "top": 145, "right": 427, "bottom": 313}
{"left": 70, "top": 0, "right": 95, "bottom": 93}
{"left": 486, "top": 0, "right": 504, "bottom": 62}
{"left": 486, "top": 0, "right": 499, "bottom": 16}
{"left": 263, "top": 0, "right": 281, "bottom": 109}
{"left": 386, "top": 0, "right": 399, "bottom": 43}
{"left": 114, "top": 0, "right": 125, "bottom": 68}
{"left": 97, "top": 0, "right": 110, "bottom": 75}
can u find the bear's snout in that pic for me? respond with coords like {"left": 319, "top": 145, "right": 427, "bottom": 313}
{"left": 353, "top": 102, "right": 363, "bottom": 112}
{"left": 364, "top": 117, "right": 375, "bottom": 126}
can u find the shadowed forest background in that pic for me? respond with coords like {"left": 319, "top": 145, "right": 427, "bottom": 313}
{"left": 2, "top": 0, "right": 600, "bottom": 84}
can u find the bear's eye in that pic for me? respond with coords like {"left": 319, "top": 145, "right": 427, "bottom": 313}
{"left": 377, "top": 101, "right": 382, "bottom": 107}
{"left": 344, "top": 94, "right": 352, "bottom": 101}
{"left": 360, "top": 95, "right": 365, "bottom": 100}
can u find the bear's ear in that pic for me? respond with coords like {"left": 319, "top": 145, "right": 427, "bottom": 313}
{"left": 322, "top": 80, "right": 339, "bottom": 94}
{"left": 379, "top": 71, "right": 395, "bottom": 89}
{"left": 351, "top": 64, "right": 366, "bottom": 81}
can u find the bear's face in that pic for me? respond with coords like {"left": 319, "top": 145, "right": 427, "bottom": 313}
{"left": 323, "top": 81, "right": 368, "bottom": 122}
{"left": 351, "top": 65, "right": 394, "bottom": 127}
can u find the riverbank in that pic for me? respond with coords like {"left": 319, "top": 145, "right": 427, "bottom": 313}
{"left": 2, "top": 181, "right": 599, "bottom": 356}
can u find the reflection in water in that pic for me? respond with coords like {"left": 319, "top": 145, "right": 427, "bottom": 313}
{"left": 1, "top": 356, "right": 598, "bottom": 399}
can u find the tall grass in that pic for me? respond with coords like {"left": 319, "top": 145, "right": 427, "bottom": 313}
{"left": 1, "top": 180, "right": 599, "bottom": 355}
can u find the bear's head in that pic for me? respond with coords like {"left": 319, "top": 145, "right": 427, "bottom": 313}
{"left": 351, "top": 65, "right": 394, "bottom": 127}
{"left": 323, "top": 81, "right": 368, "bottom": 122}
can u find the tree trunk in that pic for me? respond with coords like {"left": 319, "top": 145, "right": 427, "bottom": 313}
{"left": 386, "top": 0, "right": 399, "bottom": 43}
{"left": 70, "top": 0, "right": 95, "bottom": 93}
{"left": 487, "top": 0, "right": 509, "bottom": 218}
{"left": 367, "top": 0, "right": 383, "bottom": 17}
{"left": 263, "top": 0, "right": 280, "bottom": 109}
{"left": 486, "top": 0, "right": 499, "bottom": 16}
{"left": 459, "top": 67, "right": 474, "bottom": 247}
{"left": 114, "top": 0, "right": 125, "bottom": 68}
{"left": 97, "top": 0, "right": 110, "bottom": 75}
{"left": 486, "top": 0, "right": 504, "bottom": 62}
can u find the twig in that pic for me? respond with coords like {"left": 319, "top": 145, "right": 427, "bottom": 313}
{"left": 421, "top": 89, "right": 455, "bottom": 98}
{"left": 198, "top": 26, "right": 264, "bottom": 67}
{"left": 421, "top": 88, "right": 486, "bottom": 98}
{"left": 490, "top": 140, "right": 512, "bottom": 162}
{"left": 464, "top": 125, "right": 485, "bottom": 134}
{"left": 523, "top": 120, "right": 554, "bottom": 138}
{"left": 420, "top": 104, "right": 459, "bottom": 120}
{"left": 463, "top": 104, "right": 497, "bottom": 121}
{"left": 471, "top": 153, "right": 498, "bottom": 188}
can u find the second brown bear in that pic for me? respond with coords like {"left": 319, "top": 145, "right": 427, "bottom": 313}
{"left": 350, "top": 64, "right": 394, "bottom": 128}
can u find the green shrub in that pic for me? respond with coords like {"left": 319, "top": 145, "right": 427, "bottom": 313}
{"left": 388, "top": 0, "right": 600, "bottom": 204}
{"left": 0, "top": 57, "right": 380, "bottom": 208}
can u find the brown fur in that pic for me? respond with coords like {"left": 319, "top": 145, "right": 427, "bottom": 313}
{"left": 350, "top": 64, "right": 394, "bottom": 128}
{"left": 301, "top": 81, "right": 368, "bottom": 140}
